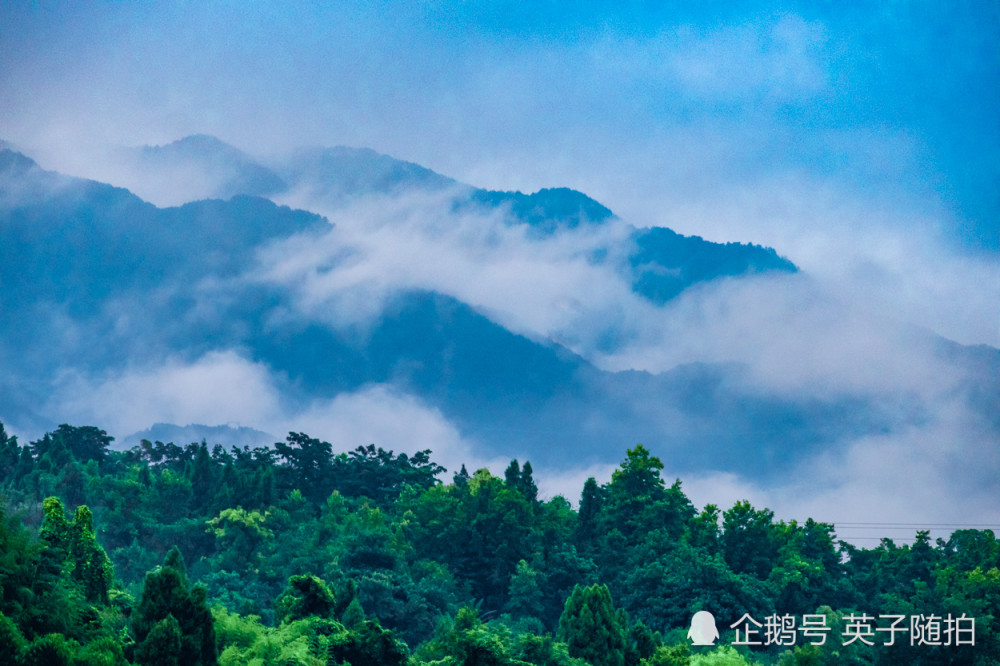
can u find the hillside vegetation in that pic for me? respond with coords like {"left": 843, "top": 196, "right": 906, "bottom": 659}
{"left": 1, "top": 423, "right": 997, "bottom": 664}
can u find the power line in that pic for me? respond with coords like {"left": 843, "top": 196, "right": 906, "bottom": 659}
{"left": 815, "top": 522, "right": 1000, "bottom": 544}
{"left": 824, "top": 523, "right": 1000, "bottom": 530}
{"left": 830, "top": 522, "right": 1000, "bottom": 529}
{"left": 837, "top": 536, "right": 921, "bottom": 541}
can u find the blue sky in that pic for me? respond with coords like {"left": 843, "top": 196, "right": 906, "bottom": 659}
{"left": 1, "top": 1, "right": 997, "bottom": 251}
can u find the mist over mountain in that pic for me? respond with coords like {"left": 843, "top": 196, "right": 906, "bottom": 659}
{"left": 1, "top": 137, "right": 997, "bottom": 529}
{"left": 283, "top": 145, "right": 458, "bottom": 202}
{"left": 121, "top": 135, "right": 621, "bottom": 233}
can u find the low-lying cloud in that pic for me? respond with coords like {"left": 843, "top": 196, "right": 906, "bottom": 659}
{"left": 263, "top": 187, "right": 642, "bottom": 349}
{"left": 48, "top": 351, "right": 288, "bottom": 437}
{"left": 248, "top": 170, "right": 998, "bottom": 537}
{"left": 45, "top": 350, "right": 502, "bottom": 476}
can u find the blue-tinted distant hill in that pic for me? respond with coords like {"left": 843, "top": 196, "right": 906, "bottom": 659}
{"left": 118, "top": 423, "right": 277, "bottom": 450}
{"left": 0, "top": 148, "right": 325, "bottom": 305}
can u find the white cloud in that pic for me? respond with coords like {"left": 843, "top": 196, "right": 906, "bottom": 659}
{"left": 533, "top": 462, "right": 619, "bottom": 506}
{"left": 45, "top": 350, "right": 499, "bottom": 477}
{"left": 664, "top": 15, "right": 829, "bottom": 102}
{"left": 644, "top": 172, "right": 1000, "bottom": 349}
{"left": 49, "top": 351, "right": 287, "bottom": 437}
{"left": 261, "top": 188, "right": 642, "bottom": 353}
{"left": 288, "top": 384, "right": 491, "bottom": 474}
{"left": 671, "top": 394, "right": 1000, "bottom": 547}
{"left": 772, "top": 399, "right": 1000, "bottom": 545}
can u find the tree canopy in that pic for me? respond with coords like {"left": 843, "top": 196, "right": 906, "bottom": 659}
{"left": 0, "top": 421, "right": 997, "bottom": 665}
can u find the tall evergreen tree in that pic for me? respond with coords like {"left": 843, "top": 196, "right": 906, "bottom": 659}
{"left": 575, "top": 477, "right": 603, "bottom": 548}
{"left": 0, "top": 423, "right": 19, "bottom": 484}
{"left": 132, "top": 547, "right": 217, "bottom": 666}
{"left": 453, "top": 464, "right": 471, "bottom": 490}
{"left": 188, "top": 442, "right": 214, "bottom": 513}
{"left": 519, "top": 461, "right": 538, "bottom": 504}
{"left": 504, "top": 460, "right": 522, "bottom": 490}
{"left": 503, "top": 459, "right": 539, "bottom": 503}
{"left": 557, "top": 584, "right": 626, "bottom": 666}
{"left": 31, "top": 433, "right": 72, "bottom": 470}
{"left": 13, "top": 446, "right": 33, "bottom": 482}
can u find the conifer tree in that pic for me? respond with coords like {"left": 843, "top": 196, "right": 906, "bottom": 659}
{"left": 504, "top": 460, "right": 522, "bottom": 490}
{"left": 454, "top": 464, "right": 470, "bottom": 490}
{"left": 341, "top": 597, "right": 366, "bottom": 628}
{"left": 557, "top": 584, "right": 626, "bottom": 666}
{"left": 0, "top": 424, "right": 18, "bottom": 483}
{"left": 575, "top": 477, "right": 603, "bottom": 547}
{"left": 503, "top": 459, "right": 539, "bottom": 503}
{"left": 14, "top": 446, "right": 33, "bottom": 482}
{"left": 188, "top": 441, "right": 214, "bottom": 512}
{"left": 519, "top": 461, "right": 538, "bottom": 503}
{"left": 132, "top": 547, "right": 217, "bottom": 666}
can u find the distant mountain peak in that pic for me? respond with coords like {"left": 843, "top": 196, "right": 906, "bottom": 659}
{"left": 463, "top": 186, "right": 614, "bottom": 232}
{"left": 0, "top": 146, "right": 41, "bottom": 173}
{"left": 171, "top": 133, "right": 230, "bottom": 146}
{"left": 142, "top": 134, "right": 247, "bottom": 158}
{"left": 128, "top": 134, "right": 287, "bottom": 202}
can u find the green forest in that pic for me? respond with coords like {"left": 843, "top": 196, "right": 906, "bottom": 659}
{"left": 0, "top": 423, "right": 997, "bottom": 665}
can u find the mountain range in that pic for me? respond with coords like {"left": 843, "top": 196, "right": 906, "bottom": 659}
{"left": 1, "top": 136, "right": 996, "bottom": 486}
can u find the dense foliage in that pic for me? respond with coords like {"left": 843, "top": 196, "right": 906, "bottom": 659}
{"left": 1, "top": 421, "right": 997, "bottom": 664}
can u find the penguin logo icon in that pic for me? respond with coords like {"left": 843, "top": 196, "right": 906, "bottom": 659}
{"left": 687, "top": 610, "right": 719, "bottom": 646}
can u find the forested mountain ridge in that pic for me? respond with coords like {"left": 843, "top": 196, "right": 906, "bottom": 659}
{"left": 6, "top": 140, "right": 992, "bottom": 478}
{"left": 1, "top": 421, "right": 998, "bottom": 665}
